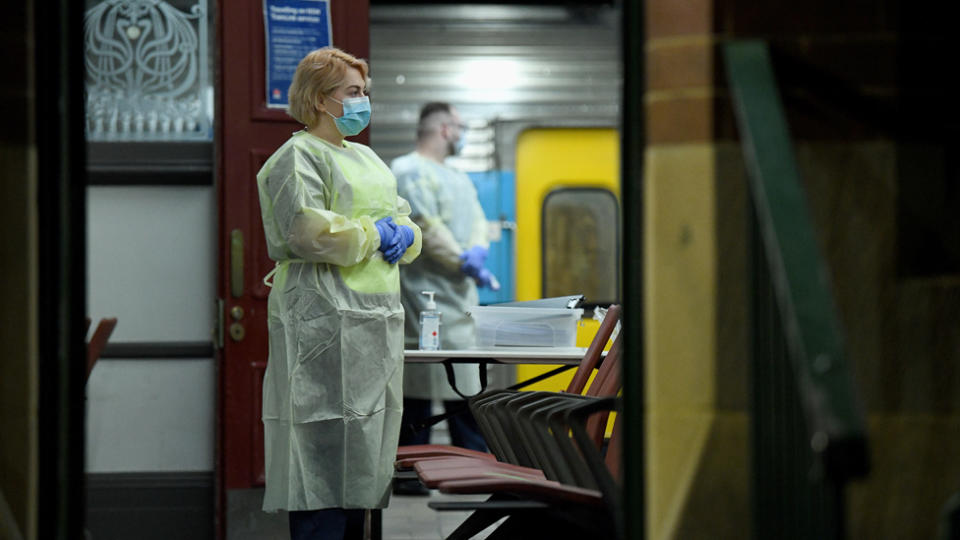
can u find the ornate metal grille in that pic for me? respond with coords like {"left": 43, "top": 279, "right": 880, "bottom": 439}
{"left": 84, "top": 0, "right": 211, "bottom": 141}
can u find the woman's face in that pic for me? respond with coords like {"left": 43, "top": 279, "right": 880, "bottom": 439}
{"left": 322, "top": 66, "right": 367, "bottom": 117}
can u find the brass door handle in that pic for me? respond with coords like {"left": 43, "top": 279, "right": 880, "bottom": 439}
{"left": 229, "top": 322, "right": 246, "bottom": 341}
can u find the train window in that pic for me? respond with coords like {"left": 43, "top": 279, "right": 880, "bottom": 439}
{"left": 542, "top": 188, "right": 619, "bottom": 304}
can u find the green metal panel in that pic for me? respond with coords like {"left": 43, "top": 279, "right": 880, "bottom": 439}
{"left": 724, "top": 40, "right": 869, "bottom": 539}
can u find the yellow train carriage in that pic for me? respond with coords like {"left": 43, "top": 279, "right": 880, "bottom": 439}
{"left": 512, "top": 127, "right": 621, "bottom": 391}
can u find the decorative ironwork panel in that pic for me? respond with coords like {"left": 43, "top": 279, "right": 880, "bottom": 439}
{"left": 84, "top": 0, "right": 212, "bottom": 141}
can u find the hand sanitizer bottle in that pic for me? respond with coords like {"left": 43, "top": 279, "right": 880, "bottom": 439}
{"left": 419, "top": 291, "right": 441, "bottom": 350}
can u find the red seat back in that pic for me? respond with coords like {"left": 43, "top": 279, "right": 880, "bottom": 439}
{"left": 566, "top": 305, "right": 621, "bottom": 394}
{"left": 583, "top": 332, "right": 623, "bottom": 447}
{"left": 87, "top": 317, "right": 117, "bottom": 381}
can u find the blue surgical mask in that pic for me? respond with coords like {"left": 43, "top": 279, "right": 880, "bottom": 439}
{"left": 448, "top": 128, "right": 466, "bottom": 156}
{"left": 326, "top": 96, "right": 371, "bottom": 136}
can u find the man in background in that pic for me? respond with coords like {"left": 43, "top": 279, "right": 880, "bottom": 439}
{"left": 391, "top": 102, "right": 499, "bottom": 494}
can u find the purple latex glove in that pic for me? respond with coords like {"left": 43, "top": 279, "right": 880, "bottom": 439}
{"left": 375, "top": 216, "right": 398, "bottom": 250}
{"left": 473, "top": 268, "right": 501, "bottom": 291}
{"left": 459, "top": 245, "right": 488, "bottom": 279}
{"left": 376, "top": 216, "right": 405, "bottom": 264}
{"left": 383, "top": 224, "right": 414, "bottom": 263}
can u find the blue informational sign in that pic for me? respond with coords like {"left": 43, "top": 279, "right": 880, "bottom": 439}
{"left": 263, "top": 0, "right": 332, "bottom": 108}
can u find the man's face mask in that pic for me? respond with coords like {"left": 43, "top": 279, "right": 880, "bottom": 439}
{"left": 447, "top": 124, "right": 466, "bottom": 156}
{"left": 326, "top": 96, "right": 371, "bottom": 136}
{"left": 447, "top": 137, "right": 465, "bottom": 156}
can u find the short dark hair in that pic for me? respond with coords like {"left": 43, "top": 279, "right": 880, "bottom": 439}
{"left": 417, "top": 102, "right": 453, "bottom": 140}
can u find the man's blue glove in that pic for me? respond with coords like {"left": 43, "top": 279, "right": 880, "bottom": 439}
{"left": 459, "top": 245, "right": 488, "bottom": 279}
{"left": 473, "top": 268, "right": 501, "bottom": 291}
{"left": 383, "top": 224, "right": 414, "bottom": 264}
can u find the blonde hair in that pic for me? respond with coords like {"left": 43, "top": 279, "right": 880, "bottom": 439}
{"left": 287, "top": 47, "right": 370, "bottom": 128}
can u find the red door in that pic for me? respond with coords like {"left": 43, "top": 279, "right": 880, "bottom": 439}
{"left": 217, "top": 0, "right": 370, "bottom": 507}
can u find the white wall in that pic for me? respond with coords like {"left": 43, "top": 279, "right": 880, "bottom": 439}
{"left": 85, "top": 359, "right": 215, "bottom": 472}
{"left": 86, "top": 186, "right": 216, "bottom": 342}
{"left": 85, "top": 185, "right": 216, "bottom": 472}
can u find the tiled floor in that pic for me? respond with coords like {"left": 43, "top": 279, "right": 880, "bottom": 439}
{"left": 227, "top": 487, "right": 499, "bottom": 540}
{"left": 383, "top": 491, "right": 500, "bottom": 540}
{"left": 228, "top": 421, "right": 501, "bottom": 539}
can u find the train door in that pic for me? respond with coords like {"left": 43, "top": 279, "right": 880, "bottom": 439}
{"left": 216, "top": 0, "right": 369, "bottom": 510}
{"left": 469, "top": 169, "right": 516, "bottom": 305}
{"left": 513, "top": 127, "right": 621, "bottom": 390}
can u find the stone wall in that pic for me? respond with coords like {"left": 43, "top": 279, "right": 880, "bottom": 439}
{"left": 643, "top": 0, "right": 959, "bottom": 538}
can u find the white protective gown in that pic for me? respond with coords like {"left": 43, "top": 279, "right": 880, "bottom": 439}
{"left": 256, "top": 131, "right": 422, "bottom": 511}
{"left": 391, "top": 151, "right": 489, "bottom": 400}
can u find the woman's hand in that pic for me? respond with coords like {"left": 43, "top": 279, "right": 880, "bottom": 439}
{"left": 376, "top": 217, "right": 414, "bottom": 264}
{"left": 383, "top": 224, "right": 414, "bottom": 263}
{"left": 375, "top": 216, "right": 398, "bottom": 249}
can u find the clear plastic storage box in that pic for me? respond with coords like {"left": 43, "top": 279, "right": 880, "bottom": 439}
{"left": 467, "top": 306, "right": 584, "bottom": 347}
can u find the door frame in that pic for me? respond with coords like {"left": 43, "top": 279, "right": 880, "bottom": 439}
{"left": 215, "top": 1, "right": 370, "bottom": 536}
